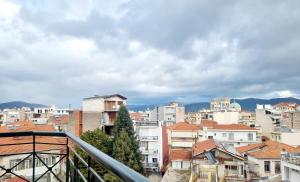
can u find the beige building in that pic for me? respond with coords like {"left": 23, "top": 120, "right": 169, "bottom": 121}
{"left": 284, "top": 111, "right": 300, "bottom": 130}
{"left": 239, "top": 111, "right": 256, "bottom": 127}
{"left": 271, "top": 127, "right": 300, "bottom": 147}
{"left": 256, "top": 105, "right": 282, "bottom": 137}
{"left": 212, "top": 110, "right": 240, "bottom": 124}
{"left": 82, "top": 94, "right": 127, "bottom": 135}
{"left": 150, "top": 102, "right": 184, "bottom": 125}
{"left": 210, "top": 97, "right": 231, "bottom": 111}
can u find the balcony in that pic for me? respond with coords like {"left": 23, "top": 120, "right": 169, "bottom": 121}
{"left": 282, "top": 153, "right": 300, "bottom": 166}
{"left": 140, "top": 148, "right": 158, "bottom": 155}
{"left": 0, "top": 131, "right": 148, "bottom": 182}
{"left": 142, "top": 162, "right": 159, "bottom": 168}
{"left": 134, "top": 121, "right": 159, "bottom": 126}
{"left": 139, "top": 136, "right": 159, "bottom": 141}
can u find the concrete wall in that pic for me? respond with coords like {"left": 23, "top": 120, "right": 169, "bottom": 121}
{"left": 82, "top": 99, "right": 104, "bottom": 112}
{"left": 213, "top": 111, "right": 239, "bottom": 124}
{"left": 281, "top": 132, "right": 300, "bottom": 146}
{"left": 248, "top": 156, "right": 280, "bottom": 178}
{"left": 82, "top": 112, "right": 102, "bottom": 132}
{"left": 255, "top": 109, "right": 274, "bottom": 137}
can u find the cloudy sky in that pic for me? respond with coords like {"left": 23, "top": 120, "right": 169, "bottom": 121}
{"left": 0, "top": 0, "right": 299, "bottom": 106}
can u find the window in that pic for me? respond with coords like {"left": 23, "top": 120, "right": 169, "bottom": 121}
{"left": 275, "top": 161, "right": 281, "bottom": 174}
{"left": 229, "top": 133, "right": 234, "bottom": 140}
{"left": 264, "top": 161, "right": 270, "bottom": 173}
{"left": 248, "top": 133, "right": 253, "bottom": 141}
{"left": 214, "top": 133, "right": 216, "bottom": 136}
{"left": 222, "top": 133, "right": 227, "bottom": 137}
{"left": 152, "top": 158, "right": 158, "bottom": 163}
{"left": 208, "top": 136, "right": 213, "bottom": 139}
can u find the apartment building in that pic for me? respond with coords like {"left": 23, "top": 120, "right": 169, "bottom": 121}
{"left": 236, "top": 140, "right": 300, "bottom": 181}
{"left": 210, "top": 97, "right": 231, "bottom": 111}
{"left": 185, "top": 111, "right": 202, "bottom": 124}
{"left": 273, "top": 102, "right": 298, "bottom": 112}
{"left": 150, "top": 102, "right": 184, "bottom": 125}
{"left": 167, "top": 122, "right": 201, "bottom": 149}
{"left": 134, "top": 120, "right": 163, "bottom": 173}
{"left": 284, "top": 111, "right": 300, "bottom": 130}
{"left": 0, "top": 121, "right": 64, "bottom": 181}
{"left": 239, "top": 111, "right": 256, "bottom": 127}
{"left": 202, "top": 121, "right": 258, "bottom": 147}
{"left": 130, "top": 110, "right": 151, "bottom": 121}
{"left": 256, "top": 104, "right": 282, "bottom": 137}
{"left": 82, "top": 94, "right": 127, "bottom": 135}
{"left": 270, "top": 127, "right": 300, "bottom": 147}
{"left": 281, "top": 152, "right": 300, "bottom": 182}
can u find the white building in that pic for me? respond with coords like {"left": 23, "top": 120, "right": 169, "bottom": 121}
{"left": 150, "top": 102, "right": 185, "bottom": 125}
{"left": 203, "top": 122, "right": 258, "bottom": 147}
{"left": 134, "top": 120, "right": 163, "bottom": 172}
{"left": 281, "top": 152, "right": 300, "bottom": 182}
{"left": 212, "top": 111, "right": 240, "bottom": 124}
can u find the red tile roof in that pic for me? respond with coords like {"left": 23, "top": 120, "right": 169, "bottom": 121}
{"left": 0, "top": 121, "right": 65, "bottom": 155}
{"left": 0, "top": 121, "right": 55, "bottom": 133}
{"left": 236, "top": 143, "right": 265, "bottom": 154}
{"left": 200, "top": 120, "right": 218, "bottom": 129}
{"left": 193, "top": 139, "right": 217, "bottom": 156}
{"left": 170, "top": 149, "right": 192, "bottom": 161}
{"left": 237, "top": 140, "right": 300, "bottom": 159}
{"left": 168, "top": 122, "right": 200, "bottom": 131}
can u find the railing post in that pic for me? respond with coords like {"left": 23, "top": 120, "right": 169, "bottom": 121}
{"left": 74, "top": 155, "right": 79, "bottom": 182}
{"left": 88, "top": 156, "right": 91, "bottom": 181}
{"left": 32, "top": 134, "right": 36, "bottom": 182}
{"left": 66, "top": 138, "right": 70, "bottom": 182}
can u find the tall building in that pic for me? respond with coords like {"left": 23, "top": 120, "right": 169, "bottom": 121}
{"left": 82, "top": 94, "right": 127, "bottom": 135}
{"left": 134, "top": 120, "right": 163, "bottom": 174}
{"left": 150, "top": 102, "right": 184, "bottom": 125}
{"left": 210, "top": 97, "right": 231, "bottom": 111}
{"left": 284, "top": 111, "right": 300, "bottom": 130}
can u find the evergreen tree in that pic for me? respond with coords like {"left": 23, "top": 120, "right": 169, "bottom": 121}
{"left": 77, "top": 128, "right": 114, "bottom": 179}
{"left": 113, "top": 106, "right": 143, "bottom": 173}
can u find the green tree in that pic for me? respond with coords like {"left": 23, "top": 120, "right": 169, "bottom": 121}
{"left": 77, "top": 128, "right": 114, "bottom": 179}
{"left": 113, "top": 106, "right": 143, "bottom": 173}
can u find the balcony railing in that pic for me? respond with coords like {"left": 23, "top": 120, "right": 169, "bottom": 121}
{"left": 282, "top": 153, "right": 300, "bottom": 166}
{"left": 0, "top": 131, "right": 148, "bottom": 182}
{"left": 134, "top": 121, "right": 159, "bottom": 126}
{"left": 139, "top": 136, "right": 158, "bottom": 141}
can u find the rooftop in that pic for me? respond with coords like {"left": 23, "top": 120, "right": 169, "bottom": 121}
{"left": 168, "top": 122, "right": 200, "bottom": 131}
{"left": 170, "top": 149, "right": 192, "bottom": 161}
{"left": 192, "top": 139, "right": 217, "bottom": 156}
{"left": 83, "top": 94, "right": 127, "bottom": 100}
{"left": 236, "top": 140, "right": 300, "bottom": 159}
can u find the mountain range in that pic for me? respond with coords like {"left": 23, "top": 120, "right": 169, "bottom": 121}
{"left": 128, "top": 97, "right": 300, "bottom": 112}
{"left": 0, "top": 101, "right": 46, "bottom": 110}
{"left": 1, "top": 97, "right": 300, "bottom": 112}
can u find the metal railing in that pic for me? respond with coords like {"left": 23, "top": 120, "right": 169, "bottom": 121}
{"left": 0, "top": 131, "right": 148, "bottom": 182}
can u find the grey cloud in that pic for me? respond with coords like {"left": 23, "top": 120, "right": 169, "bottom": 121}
{"left": 0, "top": 0, "right": 299, "bottom": 106}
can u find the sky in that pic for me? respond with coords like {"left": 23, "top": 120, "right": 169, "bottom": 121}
{"left": 0, "top": 0, "right": 299, "bottom": 107}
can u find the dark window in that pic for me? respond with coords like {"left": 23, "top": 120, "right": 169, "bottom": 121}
{"left": 152, "top": 158, "right": 158, "bottom": 163}
{"left": 264, "top": 161, "right": 270, "bottom": 173}
{"left": 275, "top": 162, "right": 281, "bottom": 174}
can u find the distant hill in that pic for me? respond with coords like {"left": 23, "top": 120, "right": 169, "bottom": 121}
{"left": 234, "top": 97, "right": 300, "bottom": 111}
{"left": 0, "top": 101, "right": 47, "bottom": 110}
{"left": 129, "top": 97, "right": 300, "bottom": 112}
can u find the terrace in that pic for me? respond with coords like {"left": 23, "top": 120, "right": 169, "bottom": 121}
{"left": 0, "top": 131, "right": 148, "bottom": 182}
